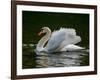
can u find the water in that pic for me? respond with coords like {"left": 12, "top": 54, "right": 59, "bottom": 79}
{"left": 22, "top": 45, "right": 89, "bottom": 69}
{"left": 36, "top": 51, "right": 89, "bottom": 68}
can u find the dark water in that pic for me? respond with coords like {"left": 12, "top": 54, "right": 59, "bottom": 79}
{"left": 36, "top": 51, "right": 89, "bottom": 68}
{"left": 22, "top": 45, "right": 89, "bottom": 69}
{"left": 22, "top": 11, "right": 89, "bottom": 69}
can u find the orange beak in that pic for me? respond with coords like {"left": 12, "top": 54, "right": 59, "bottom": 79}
{"left": 38, "top": 31, "right": 42, "bottom": 36}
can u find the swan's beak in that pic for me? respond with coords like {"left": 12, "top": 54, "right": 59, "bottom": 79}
{"left": 38, "top": 31, "right": 42, "bottom": 36}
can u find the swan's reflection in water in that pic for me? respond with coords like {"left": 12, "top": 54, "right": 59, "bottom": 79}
{"left": 35, "top": 51, "right": 89, "bottom": 68}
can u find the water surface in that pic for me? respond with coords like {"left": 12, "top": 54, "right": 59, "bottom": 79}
{"left": 36, "top": 51, "right": 89, "bottom": 68}
{"left": 22, "top": 45, "right": 89, "bottom": 69}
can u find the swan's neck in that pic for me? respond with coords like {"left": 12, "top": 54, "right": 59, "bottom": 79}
{"left": 36, "top": 30, "right": 51, "bottom": 51}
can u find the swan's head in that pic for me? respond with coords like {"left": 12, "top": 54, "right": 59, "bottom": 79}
{"left": 38, "top": 27, "right": 51, "bottom": 36}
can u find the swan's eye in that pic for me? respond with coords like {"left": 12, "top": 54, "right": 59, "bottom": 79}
{"left": 42, "top": 30, "right": 45, "bottom": 33}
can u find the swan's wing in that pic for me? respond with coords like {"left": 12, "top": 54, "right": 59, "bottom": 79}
{"left": 45, "top": 28, "right": 81, "bottom": 52}
{"left": 45, "top": 31, "right": 65, "bottom": 52}
{"left": 60, "top": 35, "right": 81, "bottom": 49}
{"left": 57, "top": 28, "right": 81, "bottom": 45}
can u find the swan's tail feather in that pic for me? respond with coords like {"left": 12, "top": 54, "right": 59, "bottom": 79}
{"left": 53, "top": 49, "right": 89, "bottom": 53}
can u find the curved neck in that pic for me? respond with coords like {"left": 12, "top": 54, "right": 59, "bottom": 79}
{"left": 36, "top": 29, "right": 51, "bottom": 51}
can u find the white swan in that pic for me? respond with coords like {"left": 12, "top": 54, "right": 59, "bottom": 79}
{"left": 36, "top": 27, "right": 85, "bottom": 53}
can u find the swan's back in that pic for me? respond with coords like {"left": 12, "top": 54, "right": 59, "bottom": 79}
{"left": 45, "top": 28, "right": 81, "bottom": 52}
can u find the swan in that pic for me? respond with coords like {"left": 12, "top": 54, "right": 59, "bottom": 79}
{"left": 36, "top": 27, "right": 85, "bottom": 53}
